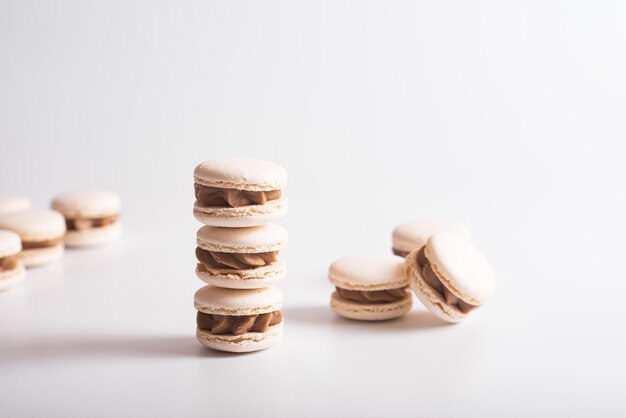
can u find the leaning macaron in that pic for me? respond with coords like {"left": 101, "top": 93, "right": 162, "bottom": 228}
{"left": 392, "top": 219, "right": 470, "bottom": 257}
{"left": 329, "top": 254, "right": 412, "bottom": 321}
{"left": 0, "top": 209, "right": 65, "bottom": 267}
{"left": 405, "top": 232, "right": 495, "bottom": 323}
{"left": 0, "top": 197, "right": 31, "bottom": 215}
{"left": 196, "top": 224, "right": 287, "bottom": 289}
{"left": 193, "top": 158, "right": 288, "bottom": 227}
{"left": 194, "top": 285, "right": 284, "bottom": 353}
{"left": 51, "top": 191, "right": 121, "bottom": 247}
{"left": 0, "top": 230, "right": 26, "bottom": 291}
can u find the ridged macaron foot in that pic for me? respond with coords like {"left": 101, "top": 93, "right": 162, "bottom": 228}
{"left": 392, "top": 219, "right": 470, "bottom": 258}
{"left": 0, "top": 209, "right": 66, "bottom": 268}
{"left": 328, "top": 254, "right": 412, "bottom": 321}
{"left": 51, "top": 191, "right": 122, "bottom": 248}
{"left": 0, "top": 197, "right": 31, "bottom": 216}
{"left": 0, "top": 230, "right": 26, "bottom": 291}
{"left": 193, "top": 158, "right": 288, "bottom": 227}
{"left": 195, "top": 224, "right": 287, "bottom": 289}
{"left": 194, "top": 285, "right": 284, "bottom": 353}
{"left": 405, "top": 232, "right": 495, "bottom": 323}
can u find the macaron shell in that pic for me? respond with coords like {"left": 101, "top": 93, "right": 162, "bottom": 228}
{"left": 64, "top": 222, "right": 121, "bottom": 248}
{"left": 51, "top": 191, "right": 121, "bottom": 218}
{"left": 194, "top": 285, "right": 283, "bottom": 316}
{"left": 0, "top": 209, "right": 66, "bottom": 241}
{"left": 196, "top": 322, "right": 283, "bottom": 353}
{"left": 194, "top": 158, "right": 288, "bottom": 191}
{"left": 392, "top": 219, "right": 471, "bottom": 254}
{"left": 0, "top": 197, "right": 31, "bottom": 215}
{"left": 404, "top": 251, "right": 466, "bottom": 323}
{"left": 0, "top": 262, "right": 25, "bottom": 291}
{"left": 426, "top": 233, "right": 495, "bottom": 305}
{"left": 22, "top": 245, "right": 64, "bottom": 268}
{"left": 193, "top": 198, "right": 288, "bottom": 227}
{"left": 328, "top": 254, "right": 407, "bottom": 291}
{"left": 0, "top": 230, "right": 22, "bottom": 257}
{"left": 197, "top": 224, "right": 287, "bottom": 253}
{"left": 196, "top": 261, "right": 286, "bottom": 289}
{"left": 330, "top": 291, "right": 412, "bottom": 321}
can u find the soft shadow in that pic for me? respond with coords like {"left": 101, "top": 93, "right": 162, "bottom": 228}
{"left": 0, "top": 334, "right": 243, "bottom": 365}
{"left": 284, "top": 305, "right": 451, "bottom": 331}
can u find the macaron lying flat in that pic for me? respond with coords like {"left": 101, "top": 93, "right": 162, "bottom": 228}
{"left": 392, "top": 219, "right": 470, "bottom": 257}
{"left": 196, "top": 224, "right": 288, "bottom": 289}
{"left": 0, "top": 197, "right": 31, "bottom": 215}
{"left": 0, "top": 230, "right": 26, "bottom": 291}
{"left": 51, "top": 191, "right": 121, "bottom": 247}
{"left": 329, "top": 254, "right": 412, "bottom": 321}
{"left": 193, "top": 158, "right": 288, "bottom": 227}
{"left": 194, "top": 285, "right": 284, "bottom": 353}
{"left": 405, "top": 232, "right": 495, "bottom": 323}
{"left": 0, "top": 210, "right": 65, "bottom": 267}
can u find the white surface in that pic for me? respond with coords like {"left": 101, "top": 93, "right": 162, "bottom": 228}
{"left": 1, "top": 1, "right": 626, "bottom": 417}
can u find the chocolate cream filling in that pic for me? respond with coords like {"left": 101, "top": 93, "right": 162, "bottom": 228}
{"left": 336, "top": 287, "right": 408, "bottom": 304}
{"left": 66, "top": 214, "right": 119, "bottom": 231}
{"left": 416, "top": 246, "right": 477, "bottom": 314}
{"left": 196, "top": 247, "right": 278, "bottom": 270}
{"left": 195, "top": 183, "right": 281, "bottom": 208}
{"left": 0, "top": 254, "right": 20, "bottom": 271}
{"left": 21, "top": 238, "right": 64, "bottom": 250}
{"left": 197, "top": 310, "right": 283, "bottom": 335}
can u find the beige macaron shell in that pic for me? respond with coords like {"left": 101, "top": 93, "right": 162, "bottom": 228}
{"left": 197, "top": 224, "right": 287, "bottom": 253}
{"left": 0, "top": 197, "right": 31, "bottom": 215}
{"left": 194, "top": 285, "right": 283, "bottom": 316}
{"left": 0, "top": 230, "right": 22, "bottom": 257}
{"left": 196, "top": 260, "right": 286, "bottom": 289}
{"left": 196, "top": 322, "right": 283, "bottom": 353}
{"left": 64, "top": 222, "right": 122, "bottom": 248}
{"left": 404, "top": 251, "right": 466, "bottom": 323}
{"left": 392, "top": 219, "right": 470, "bottom": 254}
{"left": 426, "top": 232, "right": 495, "bottom": 306}
{"left": 51, "top": 191, "right": 121, "bottom": 218}
{"left": 194, "top": 158, "right": 287, "bottom": 191}
{"left": 328, "top": 254, "right": 407, "bottom": 291}
{"left": 0, "top": 209, "right": 66, "bottom": 241}
{"left": 0, "top": 263, "right": 26, "bottom": 291}
{"left": 22, "top": 244, "right": 64, "bottom": 268}
{"left": 330, "top": 290, "right": 413, "bottom": 321}
{"left": 193, "top": 198, "right": 288, "bottom": 227}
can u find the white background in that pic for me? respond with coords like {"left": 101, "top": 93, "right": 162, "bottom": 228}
{"left": 1, "top": 1, "right": 625, "bottom": 417}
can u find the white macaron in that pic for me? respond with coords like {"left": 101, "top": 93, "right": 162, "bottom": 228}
{"left": 0, "top": 209, "right": 66, "bottom": 268}
{"left": 405, "top": 232, "right": 495, "bottom": 323}
{"left": 193, "top": 158, "right": 288, "bottom": 227}
{"left": 0, "top": 197, "right": 31, "bottom": 215}
{"left": 0, "top": 230, "right": 26, "bottom": 291}
{"left": 51, "top": 191, "right": 121, "bottom": 248}
{"left": 392, "top": 219, "right": 470, "bottom": 257}
{"left": 196, "top": 224, "right": 288, "bottom": 289}
{"left": 194, "top": 285, "right": 284, "bottom": 353}
{"left": 329, "top": 254, "right": 412, "bottom": 321}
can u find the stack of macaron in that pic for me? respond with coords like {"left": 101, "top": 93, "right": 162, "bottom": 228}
{"left": 192, "top": 158, "right": 288, "bottom": 353}
{"left": 329, "top": 219, "right": 495, "bottom": 324}
{"left": 0, "top": 192, "right": 122, "bottom": 291}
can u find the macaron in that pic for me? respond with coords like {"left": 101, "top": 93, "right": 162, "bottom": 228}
{"left": 404, "top": 232, "right": 495, "bottom": 323}
{"left": 0, "top": 209, "right": 66, "bottom": 267}
{"left": 329, "top": 254, "right": 412, "bottom": 321}
{"left": 194, "top": 285, "right": 284, "bottom": 353}
{"left": 392, "top": 219, "right": 470, "bottom": 257}
{"left": 51, "top": 191, "right": 121, "bottom": 247}
{"left": 196, "top": 224, "right": 287, "bottom": 289}
{"left": 0, "top": 230, "right": 26, "bottom": 291}
{"left": 193, "top": 158, "right": 288, "bottom": 227}
{"left": 0, "top": 197, "right": 31, "bottom": 215}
